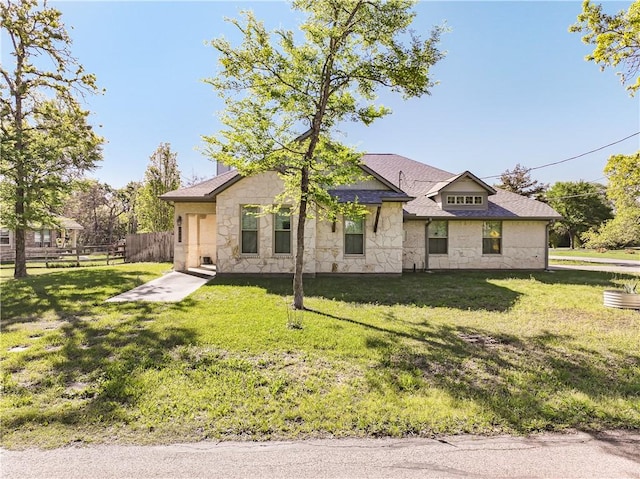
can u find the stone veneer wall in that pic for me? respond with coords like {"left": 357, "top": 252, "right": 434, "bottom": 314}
{"left": 215, "top": 171, "right": 316, "bottom": 274}
{"left": 426, "top": 220, "right": 547, "bottom": 269}
{"left": 402, "top": 220, "right": 426, "bottom": 270}
{"left": 315, "top": 203, "right": 404, "bottom": 274}
{"left": 173, "top": 202, "right": 216, "bottom": 271}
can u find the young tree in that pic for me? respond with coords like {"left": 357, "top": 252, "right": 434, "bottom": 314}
{"left": 570, "top": 0, "right": 640, "bottom": 96}
{"left": 204, "top": 0, "right": 445, "bottom": 309}
{"left": 137, "top": 143, "right": 181, "bottom": 232}
{"left": 0, "top": 0, "right": 103, "bottom": 278}
{"left": 495, "top": 164, "right": 547, "bottom": 199}
{"left": 546, "top": 181, "right": 613, "bottom": 249}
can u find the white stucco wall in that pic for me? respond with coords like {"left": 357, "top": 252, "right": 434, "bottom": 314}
{"left": 315, "top": 203, "right": 404, "bottom": 274}
{"left": 173, "top": 202, "right": 216, "bottom": 271}
{"left": 215, "top": 171, "right": 316, "bottom": 274}
{"left": 426, "top": 220, "right": 547, "bottom": 269}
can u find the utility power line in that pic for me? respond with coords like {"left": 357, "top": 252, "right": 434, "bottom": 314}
{"left": 482, "top": 131, "right": 640, "bottom": 180}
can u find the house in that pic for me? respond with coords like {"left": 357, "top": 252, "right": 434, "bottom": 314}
{"left": 0, "top": 216, "right": 84, "bottom": 262}
{"left": 160, "top": 154, "right": 561, "bottom": 274}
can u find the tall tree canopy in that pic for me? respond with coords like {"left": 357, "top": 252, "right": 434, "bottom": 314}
{"left": 0, "top": 0, "right": 103, "bottom": 278}
{"left": 137, "top": 143, "right": 181, "bottom": 233}
{"left": 546, "top": 181, "right": 613, "bottom": 249}
{"left": 63, "top": 180, "right": 137, "bottom": 245}
{"left": 570, "top": 0, "right": 640, "bottom": 96}
{"left": 495, "top": 164, "right": 547, "bottom": 199}
{"left": 204, "top": 0, "right": 445, "bottom": 309}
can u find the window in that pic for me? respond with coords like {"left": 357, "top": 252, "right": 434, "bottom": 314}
{"left": 428, "top": 221, "right": 448, "bottom": 254}
{"left": 274, "top": 207, "right": 291, "bottom": 254}
{"left": 241, "top": 206, "right": 259, "bottom": 254}
{"left": 344, "top": 217, "right": 364, "bottom": 255}
{"left": 34, "top": 229, "right": 52, "bottom": 247}
{"left": 0, "top": 228, "right": 10, "bottom": 246}
{"left": 483, "top": 221, "right": 502, "bottom": 254}
{"left": 446, "top": 195, "right": 483, "bottom": 205}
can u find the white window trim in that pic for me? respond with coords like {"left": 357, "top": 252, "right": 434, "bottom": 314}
{"left": 240, "top": 205, "right": 260, "bottom": 256}
{"left": 344, "top": 217, "right": 365, "bottom": 256}
{"left": 428, "top": 220, "right": 448, "bottom": 255}
{"left": 0, "top": 228, "right": 12, "bottom": 246}
{"left": 273, "top": 207, "right": 293, "bottom": 256}
{"left": 482, "top": 221, "right": 503, "bottom": 255}
{"left": 446, "top": 195, "right": 483, "bottom": 205}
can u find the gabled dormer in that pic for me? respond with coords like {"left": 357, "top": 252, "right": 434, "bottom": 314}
{"left": 425, "top": 171, "right": 496, "bottom": 211}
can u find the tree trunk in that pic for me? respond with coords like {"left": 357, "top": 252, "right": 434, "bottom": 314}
{"left": 293, "top": 165, "right": 310, "bottom": 310}
{"left": 14, "top": 187, "right": 27, "bottom": 278}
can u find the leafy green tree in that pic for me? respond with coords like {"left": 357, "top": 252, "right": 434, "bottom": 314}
{"left": 495, "top": 164, "right": 547, "bottom": 199}
{"left": 137, "top": 143, "right": 181, "bottom": 232}
{"left": 570, "top": 0, "right": 640, "bottom": 96}
{"left": 604, "top": 152, "right": 640, "bottom": 209}
{"left": 582, "top": 152, "right": 640, "bottom": 248}
{"left": 582, "top": 207, "right": 640, "bottom": 248}
{"left": 63, "top": 180, "right": 135, "bottom": 245}
{"left": 120, "top": 181, "right": 141, "bottom": 235}
{"left": 546, "top": 181, "right": 613, "bottom": 249}
{"left": 204, "top": 0, "right": 445, "bottom": 309}
{"left": 0, "top": 0, "right": 103, "bottom": 278}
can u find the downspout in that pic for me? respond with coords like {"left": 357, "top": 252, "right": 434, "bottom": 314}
{"left": 425, "top": 218, "right": 432, "bottom": 271}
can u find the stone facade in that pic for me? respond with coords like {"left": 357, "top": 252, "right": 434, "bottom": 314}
{"left": 175, "top": 171, "right": 406, "bottom": 275}
{"left": 403, "top": 219, "right": 548, "bottom": 270}
{"left": 169, "top": 170, "right": 550, "bottom": 274}
{"left": 315, "top": 203, "right": 404, "bottom": 274}
{"left": 215, "top": 172, "right": 316, "bottom": 274}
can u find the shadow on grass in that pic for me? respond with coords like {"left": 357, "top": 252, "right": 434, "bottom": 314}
{"left": 1, "top": 267, "right": 199, "bottom": 434}
{"left": 1, "top": 268, "right": 161, "bottom": 326}
{"left": 212, "top": 269, "right": 635, "bottom": 312}
{"left": 328, "top": 310, "right": 640, "bottom": 432}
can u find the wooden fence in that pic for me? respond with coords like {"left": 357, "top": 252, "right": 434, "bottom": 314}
{"left": 125, "top": 232, "right": 174, "bottom": 263}
{"left": 0, "top": 244, "right": 126, "bottom": 268}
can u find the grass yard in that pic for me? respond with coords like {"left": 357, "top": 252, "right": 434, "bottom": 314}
{"left": 550, "top": 248, "right": 639, "bottom": 261}
{"left": 1, "top": 264, "right": 639, "bottom": 449}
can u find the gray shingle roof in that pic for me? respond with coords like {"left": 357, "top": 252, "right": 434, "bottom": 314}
{"left": 160, "top": 169, "right": 240, "bottom": 200}
{"left": 160, "top": 153, "right": 561, "bottom": 220}
{"left": 405, "top": 189, "right": 561, "bottom": 219}
{"left": 362, "top": 153, "right": 560, "bottom": 220}
{"left": 328, "top": 189, "right": 413, "bottom": 204}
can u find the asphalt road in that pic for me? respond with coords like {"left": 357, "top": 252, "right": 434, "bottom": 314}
{"left": 548, "top": 256, "right": 640, "bottom": 274}
{"left": 3, "top": 431, "right": 639, "bottom": 479}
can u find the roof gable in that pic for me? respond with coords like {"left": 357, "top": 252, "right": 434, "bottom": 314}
{"left": 426, "top": 171, "right": 497, "bottom": 198}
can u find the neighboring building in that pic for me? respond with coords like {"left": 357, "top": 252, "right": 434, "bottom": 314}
{"left": 160, "top": 154, "right": 561, "bottom": 274}
{"left": 0, "top": 216, "right": 84, "bottom": 262}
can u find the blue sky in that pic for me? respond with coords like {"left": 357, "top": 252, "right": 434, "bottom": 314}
{"left": 21, "top": 1, "right": 640, "bottom": 188}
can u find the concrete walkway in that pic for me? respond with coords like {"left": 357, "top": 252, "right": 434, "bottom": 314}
{"left": 549, "top": 255, "right": 640, "bottom": 274}
{"left": 3, "top": 431, "right": 639, "bottom": 479}
{"left": 105, "top": 269, "right": 214, "bottom": 303}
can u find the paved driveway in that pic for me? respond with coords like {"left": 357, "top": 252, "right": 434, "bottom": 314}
{"left": 105, "top": 271, "right": 211, "bottom": 302}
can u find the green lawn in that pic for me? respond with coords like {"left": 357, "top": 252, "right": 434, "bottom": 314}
{"left": 1, "top": 264, "right": 639, "bottom": 449}
{"left": 550, "top": 248, "right": 639, "bottom": 261}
